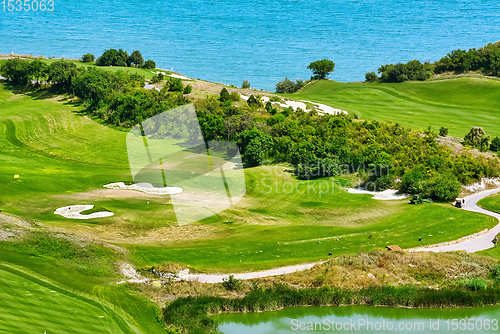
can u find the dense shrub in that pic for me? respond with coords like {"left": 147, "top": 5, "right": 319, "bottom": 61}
{"left": 491, "top": 137, "right": 500, "bottom": 152}
{"left": 183, "top": 84, "right": 192, "bottom": 94}
{"left": 221, "top": 275, "right": 241, "bottom": 291}
{"left": 241, "top": 80, "right": 250, "bottom": 89}
{"left": 365, "top": 71, "right": 378, "bottom": 82}
{"left": 144, "top": 59, "right": 156, "bottom": 69}
{"left": 82, "top": 53, "right": 95, "bottom": 63}
{"left": 432, "top": 173, "right": 461, "bottom": 202}
{"left": 439, "top": 127, "right": 449, "bottom": 137}
{"left": 378, "top": 60, "right": 433, "bottom": 83}
{"left": 275, "top": 77, "right": 304, "bottom": 93}
{"left": 463, "top": 126, "right": 490, "bottom": 152}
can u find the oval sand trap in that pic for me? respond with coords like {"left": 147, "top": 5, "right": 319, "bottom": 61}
{"left": 347, "top": 188, "right": 408, "bottom": 200}
{"left": 54, "top": 205, "right": 114, "bottom": 219}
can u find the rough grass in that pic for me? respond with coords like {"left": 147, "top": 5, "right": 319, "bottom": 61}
{"left": 289, "top": 78, "right": 500, "bottom": 137}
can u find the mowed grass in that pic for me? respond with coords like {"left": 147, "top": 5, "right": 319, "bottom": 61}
{"left": 478, "top": 192, "right": 500, "bottom": 214}
{"left": 0, "top": 248, "right": 166, "bottom": 334}
{"left": 128, "top": 167, "right": 497, "bottom": 272}
{"left": 0, "top": 82, "right": 498, "bottom": 273}
{"left": 0, "top": 264, "right": 130, "bottom": 334}
{"left": 290, "top": 78, "right": 500, "bottom": 137}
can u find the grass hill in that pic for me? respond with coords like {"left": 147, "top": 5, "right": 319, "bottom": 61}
{"left": 290, "top": 77, "right": 500, "bottom": 138}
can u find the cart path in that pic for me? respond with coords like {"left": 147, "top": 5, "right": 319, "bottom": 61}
{"left": 181, "top": 262, "right": 323, "bottom": 283}
{"left": 411, "top": 187, "right": 500, "bottom": 253}
{"left": 182, "top": 188, "right": 500, "bottom": 283}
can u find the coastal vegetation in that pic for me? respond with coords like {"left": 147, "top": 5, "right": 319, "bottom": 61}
{"left": 1, "top": 50, "right": 500, "bottom": 333}
{"left": 369, "top": 42, "right": 500, "bottom": 82}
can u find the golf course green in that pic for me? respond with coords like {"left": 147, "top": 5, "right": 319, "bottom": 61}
{"left": 290, "top": 77, "right": 500, "bottom": 138}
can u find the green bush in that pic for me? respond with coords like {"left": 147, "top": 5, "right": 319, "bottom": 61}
{"left": 491, "top": 137, "right": 500, "bottom": 152}
{"left": 275, "top": 77, "right": 304, "bottom": 93}
{"left": 439, "top": 127, "right": 449, "bottom": 137}
{"left": 144, "top": 59, "right": 156, "bottom": 69}
{"left": 460, "top": 278, "right": 488, "bottom": 291}
{"left": 432, "top": 173, "right": 461, "bottom": 202}
{"left": 241, "top": 80, "right": 250, "bottom": 89}
{"left": 222, "top": 275, "right": 241, "bottom": 291}
{"left": 183, "top": 84, "right": 192, "bottom": 94}
{"left": 365, "top": 71, "right": 378, "bottom": 82}
{"left": 82, "top": 53, "right": 95, "bottom": 63}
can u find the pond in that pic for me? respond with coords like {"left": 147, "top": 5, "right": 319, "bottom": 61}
{"left": 216, "top": 305, "right": 500, "bottom": 333}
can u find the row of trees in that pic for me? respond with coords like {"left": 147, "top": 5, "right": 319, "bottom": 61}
{"left": 366, "top": 42, "right": 500, "bottom": 83}
{"left": 435, "top": 42, "right": 500, "bottom": 75}
{"left": 1, "top": 58, "right": 189, "bottom": 128}
{"left": 194, "top": 88, "right": 500, "bottom": 201}
{"left": 82, "top": 49, "right": 156, "bottom": 69}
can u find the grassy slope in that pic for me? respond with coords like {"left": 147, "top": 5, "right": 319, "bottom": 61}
{"left": 0, "top": 83, "right": 497, "bottom": 273}
{"left": 289, "top": 78, "right": 500, "bottom": 138}
{"left": 0, "top": 248, "right": 166, "bottom": 334}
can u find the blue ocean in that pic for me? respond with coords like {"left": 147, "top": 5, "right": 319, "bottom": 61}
{"left": 1, "top": 0, "right": 499, "bottom": 90}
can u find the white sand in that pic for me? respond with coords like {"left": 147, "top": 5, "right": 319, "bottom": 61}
{"left": 104, "top": 182, "right": 183, "bottom": 195}
{"left": 168, "top": 74, "right": 190, "bottom": 80}
{"left": 302, "top": 100, "right": 347, "bottom": 115}
{"left": 54, "top": 205, "right": 114, "bottom": 219}
{"left": 347, "top": 188, "right": 408, "bottom": 200}
{"left": 462, "top": 178, "right": 500, "bottom": 194}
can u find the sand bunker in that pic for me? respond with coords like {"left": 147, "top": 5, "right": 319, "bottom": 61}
{"left": 302, "top": 100, "right": 347, "bottom": 115}
{"left": 104, "top": 182, "right": 183, "bottom": 195}
{"left": 347, "top": 188, "right": 408, "bottom": 200}
{"left": 54, "top": 205, "right": 114, "bottom": 219}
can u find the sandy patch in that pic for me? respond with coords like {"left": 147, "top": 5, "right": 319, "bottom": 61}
{"left": 54, "top": 205, "right": 114, "bottom": 219}
{"left": 347, "top": 188, "right": 408, "bottom": 200}
{"left": 302, "top": 100, "right": 347, "bottom": 115}
{"left": 462, "top": 178, "right": 500, "bottom": 196}
{"left": 104, "top": 182, "right": 183, "bottom": 195}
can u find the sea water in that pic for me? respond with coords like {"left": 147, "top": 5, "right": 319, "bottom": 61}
{"left": 1, "top": 0, "right": 499, "bottom": 89}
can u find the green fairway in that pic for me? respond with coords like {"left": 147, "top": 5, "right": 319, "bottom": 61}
{"left": 478, "top": 192, "right": 500, "bottom": 214}
{"left": 0, "top": 82, "right": 497, "bottom": 273}
{"left": 289, "top": 77, "right": 500, "bottom": 138}
{"left": 0, "top": 264, "right": 130, "bottom": 334}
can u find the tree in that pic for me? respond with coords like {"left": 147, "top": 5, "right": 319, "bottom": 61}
{"left": 439, "top": 127, "right": 449, "bottom": 137}
{"left": 365, "top": 71, "right": 378, "bottom": 82}
{"left": 432, "top": 173, "right": 461, "bottom": 202}
{"left": 307, "top": 59, "right": 335, "bottom": 80}
{"left": 47, "top": 60, "right": 79, "bottom": 91}
{"left": 246, "top": 94, "right": 261, "bottom": 108}
{"left": 129, "top": 50, "right": 144, "bottom": 67}
{"left": 241, "top": 80, "right": 250, "bottom": 89}
{"left": 144, "top": 59, "right": 156, "bottom": 69}
{"left": 183, "top": 84, "right": 192, "bottom": 94}
{"left": 96, "top": 49, "right": 118, "bottom": 66}
{"left": 161, "top": 77, "right": 183, "bottom": 93}
{"left": 219, "top": 87, "right": 230, "bottom": 102}
{"left": 0, "top": 58, "right": 30, "bottom": 85}
{"left": 82, "top": 53, "right": 95, "bottom": 63}
{"left": 244, "top": 139, "right": 264, "bottom": 167}
{"left": 27, "top": 59, "right": 47, "bottom": 84}
{"left": 491, "top": 137, "right": 500, "bottom": 152}
{"left": 463, "top": 126, "right": 490, "bottom": 151}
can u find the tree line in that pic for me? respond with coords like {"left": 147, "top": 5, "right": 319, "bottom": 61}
{"left": 82, "top": 49, "right": 156, "bottom": 69}
{"left": 0, "top": 58, "right": 189, "bottom": 128}
{"left": 366, "top": 42, "right": 500, "bottom": 82}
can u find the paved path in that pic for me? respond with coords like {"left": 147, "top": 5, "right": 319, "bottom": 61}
{"left": 414, "top": 187, "right": 500, "bottom": 253}
{"left": 182, "top": 262, "right": 322, "bottom": 283}
{"left": 184, "top": 188, "right": 500, "bottom": 283}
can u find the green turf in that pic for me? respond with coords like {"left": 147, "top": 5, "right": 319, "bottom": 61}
{"left": 0, "top": 247, "right": 166, "bottom": 334}
{"left": 0, "top": 82, "right": 497, "bottom": 273}
{"left": 289, "top": 78, "right": 500, "bottom": 138}
{"left": 0, "top": 263, "right": 130, "bottom": 334}
{"left": 478, "top": 192, "right": 500, "bottom": 214}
